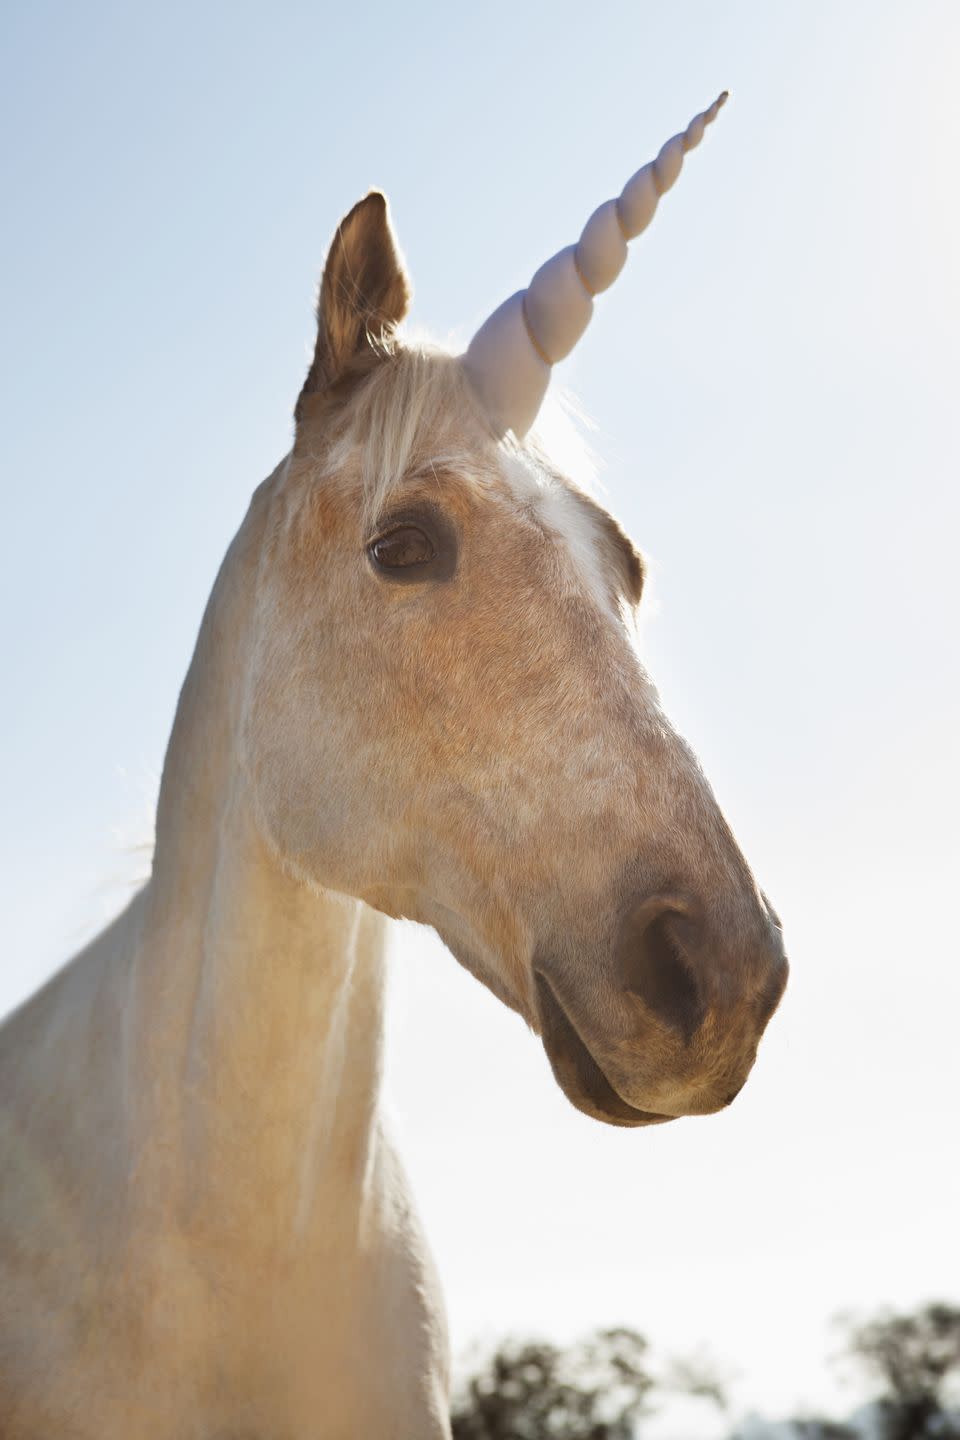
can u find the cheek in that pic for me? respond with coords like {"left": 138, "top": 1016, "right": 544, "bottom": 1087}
{"left": 244, "top": 584, "right": 399, "bottom": 883}
{"left": 248, "top": 700, "right": 408, "bottom": 893}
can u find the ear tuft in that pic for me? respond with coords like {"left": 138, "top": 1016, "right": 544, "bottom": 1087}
{"left": 295, "top": 191, "right": 411, "bottom": 421}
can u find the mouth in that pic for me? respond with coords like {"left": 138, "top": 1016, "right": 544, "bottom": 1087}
{"left": 534, "top": 971, "right": 675, "bottom": 1129}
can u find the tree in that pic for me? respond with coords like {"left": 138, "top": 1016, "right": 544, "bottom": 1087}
{"left": 844, "top": 1303, "right": 960, "bottom": 1440}
{"left": 449, "top": 1303, "right": 960, "bottom": 1440}
{"left": 450, "top": 1327, "right": 655, "bottom": 1440}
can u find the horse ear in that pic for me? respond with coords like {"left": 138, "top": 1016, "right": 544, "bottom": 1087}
{"left": 295, "top": 191, "right": 411, "bottom": 420}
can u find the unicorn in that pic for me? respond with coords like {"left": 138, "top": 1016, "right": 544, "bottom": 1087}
{"left": 0, "top": 93, "right": 787, "bottom": 1437}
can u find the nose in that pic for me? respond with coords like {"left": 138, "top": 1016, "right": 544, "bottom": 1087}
{"left": 614, "top": 897, "right": 707, "bottom": 1042}
{"left": 614, "top": 893, "right": 788, "bottom": 1043}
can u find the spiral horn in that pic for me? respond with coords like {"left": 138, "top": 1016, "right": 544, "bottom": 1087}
{"left": 462, "top": 92, "right": 729, "bottom": 439}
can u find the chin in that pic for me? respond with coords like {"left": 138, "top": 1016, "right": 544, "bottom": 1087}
{"left": 535, "top": 972, "right": 677, "bottom": 1129}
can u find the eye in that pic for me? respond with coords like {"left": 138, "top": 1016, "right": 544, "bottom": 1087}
{"left": 366, "top": 504, "right": 458, "bottom": 584}
{"left": 370, "top": 525, "right": 435, "bottom": 570}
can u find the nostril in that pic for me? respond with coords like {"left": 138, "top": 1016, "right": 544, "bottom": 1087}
{"left": 616, "top": 902, "right": 706, "bottom": 1043}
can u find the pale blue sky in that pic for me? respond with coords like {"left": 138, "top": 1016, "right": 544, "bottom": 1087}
{"left": 2, "top": 0, "right": 958, "bottom": 1425}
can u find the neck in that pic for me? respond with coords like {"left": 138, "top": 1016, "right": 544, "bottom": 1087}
{"left": 128, "top": 470, "right": 387, "bottom": 1255}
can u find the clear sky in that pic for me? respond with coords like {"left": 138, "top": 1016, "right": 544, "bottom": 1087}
{"left": 1, "top": 0, "right": 958, "bottom": 1426}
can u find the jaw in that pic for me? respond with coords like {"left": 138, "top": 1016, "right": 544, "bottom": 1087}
{"left": 425, "top": 902, "right": 675, "bottom": 1128}
{"left": 413, "top": 898, "right": 537, "bottom": 1021}
{"left": 534, "top": 972, "right": 675, "bottom": 1129}
{"left": 416, "top": 899, "right": 705, "bottom": 1129}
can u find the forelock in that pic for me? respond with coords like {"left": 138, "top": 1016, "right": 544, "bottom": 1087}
{"left": 311, "top": 346, "right": 636, "bottom": 617}
{"left": 319, "top": 345, "right": 487, "bottom": 525}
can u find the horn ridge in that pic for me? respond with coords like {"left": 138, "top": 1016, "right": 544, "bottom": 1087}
{"left": 463, "top": 92, "right": 729, "bottom": 439}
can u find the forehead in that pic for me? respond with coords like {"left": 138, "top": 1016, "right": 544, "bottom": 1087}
{"left": 294, "top": 345, "right": 643, "bottom": 605}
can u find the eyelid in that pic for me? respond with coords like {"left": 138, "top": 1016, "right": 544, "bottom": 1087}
{"left": 369, "top": 501, "right": 444, "bottom": 546}
{"left": 375, "top": 512, "right": 429, "bottom": 536}
{"left": 369, "top": 504, "right": 428, "bottom": 541}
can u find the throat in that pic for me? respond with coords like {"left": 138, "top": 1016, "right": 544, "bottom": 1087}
{"left": 137, "top": 756, "right": 389, "bottom": 1253}
{"left": 195, "top": 816, "right": 386, "bottom": 1240}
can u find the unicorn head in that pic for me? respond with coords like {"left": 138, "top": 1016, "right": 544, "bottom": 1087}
{"left": 245, "top": 94, "right": 786, "bottom": 1128}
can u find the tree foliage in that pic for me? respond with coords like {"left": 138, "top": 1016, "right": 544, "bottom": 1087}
{"left": 845, "top": 1303, "right": 960, "bottom": 1440}
{"left": 450, "top": 1327, "right": 655, "bottom": 1440}
{"left": 449, "top": 1304, "right": 960, "bottom": 1440}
